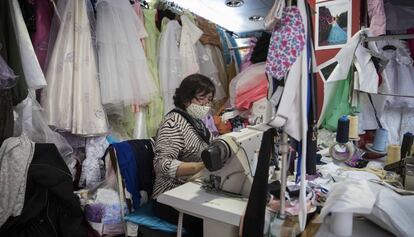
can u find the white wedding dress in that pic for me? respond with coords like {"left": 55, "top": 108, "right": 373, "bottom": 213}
{"left": 96, "top": 0, "right": 156, "bottom": 108}
{"left": 41, "top": 0, "right": 108, "bottom": 136}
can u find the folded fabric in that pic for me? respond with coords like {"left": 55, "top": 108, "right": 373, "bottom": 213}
{"left": 124, "top": 201, "right": 185, "bottom": 234}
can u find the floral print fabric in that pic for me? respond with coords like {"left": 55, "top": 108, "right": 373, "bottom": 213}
{"left": 266, "top": 6, "right": 305, "bottom": 80}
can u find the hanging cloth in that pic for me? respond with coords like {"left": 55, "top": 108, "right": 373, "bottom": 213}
{"left": 367, "top": 0, "right": 386, "bottom": 36}
{"left": 266, "top": 6, "right": 306, "bottom": 80}
{"left": 143, "top": 9, "right": 163, "bottom": 137}
{"left": 96, "top": 0, "right": 156, "bottom": 108}
{"left": 321, "top": 68, "right": 353, "bottom": 131}
{"left": 41, "top": 0, "right": 108, "bottom": 136}
{"left": 9, "top": 0, "right": 47, "bottom": 90}
{"left": 158, "top": 20, "right": 182, "bottom": 113}
{"left": 180, "top": 15, "right": 203, "bottom": 78}
{"left": 30, "top": 0, "right": 54, "bottom": 72}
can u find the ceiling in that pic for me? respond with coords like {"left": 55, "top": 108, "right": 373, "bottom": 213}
{"left": 169, "top": 0, "right": 275, "bottom": 34}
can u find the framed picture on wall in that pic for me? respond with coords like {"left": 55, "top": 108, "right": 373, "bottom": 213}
{"left": 318, "top": 58, "right": 338, "bottom": 82}
{"left": 315, "top": 0, "right": 352, "bottom": 50}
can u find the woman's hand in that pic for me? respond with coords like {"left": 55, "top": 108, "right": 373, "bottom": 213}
{"left": 176, "top": 162, "right": 205, "bottom": 177}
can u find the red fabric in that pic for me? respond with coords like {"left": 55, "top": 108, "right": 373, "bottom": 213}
{"left": 408, "top": 28, "right": 414, "bottom": 63}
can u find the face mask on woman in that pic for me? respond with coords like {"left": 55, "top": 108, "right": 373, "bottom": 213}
{"left": 186, "top": 103, "right": 211, "bottom": 119}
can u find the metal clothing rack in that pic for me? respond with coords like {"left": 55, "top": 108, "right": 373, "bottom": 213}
{"left": 364, "top": 33, "right": 414, "bottom": 42}
{"left": 358, "top": 90, "right": 414, "bottom": 99}
{"left": 228, "top": 46, "right": 251, "bottom": 50}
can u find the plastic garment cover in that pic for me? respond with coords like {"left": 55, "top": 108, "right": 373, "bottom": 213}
{"left": 196, "top": 42, "right": 226, "bottom": 100}
{"left": 180, "top": 15, "right": 203, "bottom": 78}
{"left": 360, "top": 40, "right": 414, "bottom": 144}
{"left": 158, "top": 20, "right": 182, "bottom": 113}
{"left": 229, "top": 63, "right": 267, "bottom": 109}
{"left": 204, "top": 45, "right": 229, "bottom": 99}
{"left": 133, "top": 108, "right": 148, "bottom": 139}
{"left": 264, "top": 0, "right": 285, "bottom": 30}
{"left": 8, "top": 0, "right": 46, "bottom": 89}
{"left": 0, "top": 50, "right": 17, "bottom": 89}
{"left": 375, "top": 40, "right": 414, "bottom": 108}
{"left": 14, "top": 94, "right": 76, "bottom": 175}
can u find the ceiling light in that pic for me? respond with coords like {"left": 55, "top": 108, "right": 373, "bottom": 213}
{"left": 225, "top": 0, "right": 244, "bottom": 7}
{"left": 249, "top": 15, "right": 264, "bottom": 21}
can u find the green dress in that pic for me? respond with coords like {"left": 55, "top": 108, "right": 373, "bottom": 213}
{"left": 321, "top": 68, "right": 353, "bottom": 131}
{"left": 143, "top": 9, "right": 164, "bottom": 137}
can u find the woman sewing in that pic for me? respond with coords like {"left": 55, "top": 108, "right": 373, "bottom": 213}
{"left": 152, "top": 73, "right": 215, "bottom": 236}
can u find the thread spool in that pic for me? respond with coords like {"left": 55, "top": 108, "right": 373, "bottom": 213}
{"left": 365, "top": 128, "right": 388, "bottom": 155}
{"left": 411, "top": 144, "right": 414, "bottom": 156}
{"left": 401, "top": 132, "right": 414, "bottom": 159}
{"left": 336, "top": 116, "right": 350, "bottom": 144}
{"left": 387, "top": 145, "right": 401, "bottom": 165}
{"left": 329, "top": 142, "right": 355, "bottom": 162}
{"left": 348, "top": 115, "right": 359, "bottom": 140}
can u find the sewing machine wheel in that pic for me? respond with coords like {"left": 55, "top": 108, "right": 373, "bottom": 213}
{"left": 201, "top": 139, "right": 232, "bottom": 172}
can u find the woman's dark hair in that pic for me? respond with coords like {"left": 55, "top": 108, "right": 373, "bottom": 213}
{"left": 173, "top": 74, "right": 215, "bottom": 110}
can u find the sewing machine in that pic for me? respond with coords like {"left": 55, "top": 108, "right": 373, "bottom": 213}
{"left": 201, "top": 126, "right": 265, "bottom": 197}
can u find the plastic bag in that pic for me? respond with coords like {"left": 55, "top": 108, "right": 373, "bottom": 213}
{"left": 229, "top": 63, "right": 268, "bottom": 110}
{"left": 82, "top": 151, "right": 127, "bottom": 236}
{"left": 0, "top": 44, "right": 18, "bottom": 89}
{"left": 13, "top": 93, "right": 76, "bottom": 174}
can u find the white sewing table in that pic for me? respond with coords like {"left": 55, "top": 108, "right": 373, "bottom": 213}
{"left": 157, "top": 181, "right": 248, "bottom": 237}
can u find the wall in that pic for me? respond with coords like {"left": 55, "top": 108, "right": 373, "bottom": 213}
{"left": 308, "top": 0, "right": 361, "bottom": 117}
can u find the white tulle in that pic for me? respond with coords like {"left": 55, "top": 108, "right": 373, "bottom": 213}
{"left": 0, "top": 50, "right": 17, "bottom": 89}
{"left": 96, "top": 0, "right": 156, "bottom": 108}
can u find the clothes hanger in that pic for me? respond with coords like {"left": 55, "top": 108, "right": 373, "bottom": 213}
{"left": 140, "top": 0, "right": 149, "bottom": 9}
{"left": 382, "top": 44, "right": 397, "bottom": 50}
{"left": 129, "top": 0, "right": 149, "bottom": 9}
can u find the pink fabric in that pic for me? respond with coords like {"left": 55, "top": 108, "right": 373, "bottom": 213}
{"left": 235, "top": 73, "right": 268, "bottom": 110}
{"left": 131, "top": 0, "right": 146, "bottom": 49}
{"left": 31, "top": 0, "right": 53, "bottom": 72}
{"left": 265, "top": 7, "right": 305, "bottom": 80}
{"left": 408, "top": 28, "right": 414, "bottom": 63}
{"left": 367, "top": 0, "right": 386, "bottom": 36}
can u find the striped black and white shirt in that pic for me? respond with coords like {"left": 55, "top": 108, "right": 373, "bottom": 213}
{"left": 152, "top": 111, "right": 209, "bottom": 199}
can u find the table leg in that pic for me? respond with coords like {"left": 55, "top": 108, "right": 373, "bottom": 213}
{"left": 203, "top": 218, "right": 239, "bottom": 237}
